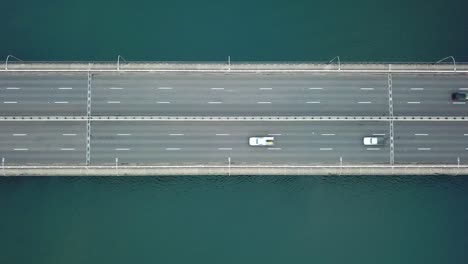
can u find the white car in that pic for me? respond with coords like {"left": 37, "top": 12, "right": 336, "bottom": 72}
{"left": 363, "top": 136, "right": 384, "bottom": 146}
{"left": 249, "top": 136, "right": 275, "bottom": 146}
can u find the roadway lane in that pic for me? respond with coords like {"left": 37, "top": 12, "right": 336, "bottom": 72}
{"left": 0, "top": 121, "right": 86, "bottom": 164}
{"left": 394, "top": 121, "right": 468, "bottom": 164}
{"left": 0, "top": 72, "right": 87, "bottom": 116}
{"left": 90, "top": 121, "right": 389, "bottom": 165}
{"left": 393, "top": 74, "right": 468, "bottom": 116}
{"left": 92, "top": 73, "right": 388, "bottom": 116}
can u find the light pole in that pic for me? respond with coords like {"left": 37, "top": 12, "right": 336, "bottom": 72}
{"left": 339, "top": 156, "right": 343, "bottom": 176}
{"left": 115, "top": 157, "right": 119, "bottom": 176}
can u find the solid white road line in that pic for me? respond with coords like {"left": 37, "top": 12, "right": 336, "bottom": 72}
{"left": 357, "top": 101, "right": 372, "bottom": 104}
{"left": 410, "top": 88, "right": 424, "bottom": 91}
{"left": 366, "top": 148, "right": 381, "bottom": 150}
{"left": 109, "top": 87, "right": 124, "bottom": 90}
{"left": 12, "top": 134, "right": 27, "bottom": 136}
{"left": 306, "top": 101, "right": 320, "bottom": 104}
{"left": 268, "top": 134, "right": 282, "bottom": 136}
{"left": 259, "top": 88, "right": 273, "bottom": 90}
{"left": 218, "top": 148, "right": 232, "bottom": 150}
{"left": 308, "top": 88, "right": 323, "bottom": 90}
{"left": 107, "top": 101, "right": 120, "bottom": 104}
{"left": 13, "top": 148, "right": 28, "bottom": 151}
{"left": 6, "top": 87, "right": 21, "bottom": 90}
{"left": 60, "top": 148, "right": 75, "bottom": 151}
{"left": 115, "top": 148, "right": 130, "bottom": 151}
{"left": 257, "top": 102, "right": 271, "bottom": 104}
{"left": 156, "top": 101, "right": 171, "bottom": 104}
{"left": 166, "top": 148, "right": 180, "bottom": 151}
{"left": 407, "top": 102, "right": 420, "bottom": 104}
{"left": 268, "top": 148, "right": 282, "bottom": 150}
{"left": 117, "top": 134, "right": 132, "bottom": 136}
{"left": 62, "top": 134, "right": 77, "bottom": 136}
{"left": 58, "top": 87, "right": 73, "bottom": 90}
{"left": 320, "top": 148, "right": 333, "bottom": 151}
{"left": 169, "top": 134, "right": 184, "bottom": 136}
{"left": 54, "top": 101, "right": 69, "bottom": 104}
{"left": 453, "top": 102, "right": 466, "bottom": 105}
{"left": 216, "top": 134, "right": 230, "bottom": 136}
{"left": 414, "top": 134, "right": 429, "bottom": 136}
{"left": 4, "top": 101, "right": 17, "bottom": 104}
{"left": 417, "top": 148, "right": 431, "bottom": 151}
{"left": 210, "top": 88, "right": 224, "bottom": 90}
{"left": 321, "top": 134, "right": 335, "bottom": 136}
{"left": 208, "top": 101, "right": 222, "bottom": 104}
{"left": 158, "top": 87, "right": 173, "bottom": 90}
{"left": 360, "top": 88, "right": 375, "bottom": 90}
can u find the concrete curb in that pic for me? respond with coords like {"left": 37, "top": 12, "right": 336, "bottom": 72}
{"left": 2, "top": 166, "right": 468, "bottom": 176}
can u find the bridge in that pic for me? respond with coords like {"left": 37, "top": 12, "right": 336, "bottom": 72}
{"left": 1, "top": 58, "right": 468, "bottom": 176}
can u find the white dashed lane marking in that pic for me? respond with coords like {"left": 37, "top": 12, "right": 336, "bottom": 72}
{"left": 12, "top": 134, "right": 27, "bottom": 136}
{"left": 417, "top": 148, "right": 431, "bottom": 151}
{"left": 156, "top": 101, "right": 171, "bottom": 104}
{"left": 410, "top": 88, "right": 424, "bottom": 91}
{"left": 166, "top": 148, "right": 181, "bottom": 151}
{"left": 407, "top": 102, "right": 420, "bottom": 104}
{"left": 107, "top": 101, "right": 120, "bottom": 104}
{"left": 115, "top": 148, "right": 130, "bottom": 151}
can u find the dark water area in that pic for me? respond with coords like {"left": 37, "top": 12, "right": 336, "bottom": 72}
{"left": 1, "top": 176, "right": 468, "bottom": 264}
{"left": 1, "top": 0, "right": 468, "bottom": 62}
{"left": 2, "top": 0, "right": 468, "bottom": 263}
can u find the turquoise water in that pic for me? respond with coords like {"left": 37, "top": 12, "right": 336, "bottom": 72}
{"left": 1, "top": 176, "right": 468, "bottom": 264}
{"left": 1, "top": 0, "right": 468, "bottom": 62}
{"left": 2, "top": 0, "right": 468, "bottom": 263}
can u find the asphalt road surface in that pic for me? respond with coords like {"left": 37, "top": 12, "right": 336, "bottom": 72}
{"left": 1, "top": 71, "right": 468, "bottom": 166}
{"left": 0, "top": 120, "right": 467, "bottom": 165}
{"left": 1, "top": 72, "right": 467, "bottom": 116}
